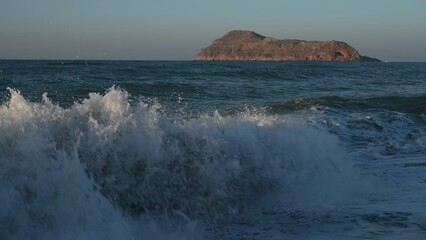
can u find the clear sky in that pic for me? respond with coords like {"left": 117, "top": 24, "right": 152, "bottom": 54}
{"left": 0, "top": 0, "right": 425, "bottom": 61}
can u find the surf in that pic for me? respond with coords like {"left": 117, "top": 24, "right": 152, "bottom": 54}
{"left": 0, "top": 86, "right": 367, "bottom": 239}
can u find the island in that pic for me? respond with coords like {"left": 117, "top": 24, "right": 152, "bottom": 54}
{"left": 195, "top": 30, "right": 380, "bottom": 62}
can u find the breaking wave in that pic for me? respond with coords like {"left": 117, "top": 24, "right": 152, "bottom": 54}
{"left": 0, "top": 87, "right": 365, "bottom": 239}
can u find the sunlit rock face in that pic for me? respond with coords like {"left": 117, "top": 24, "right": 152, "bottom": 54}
{"left": 195, "top": 30, "right": 380, "bottom": 62}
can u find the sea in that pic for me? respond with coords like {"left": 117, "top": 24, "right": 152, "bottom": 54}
{"left": 0, "top": 60, "right": 425, "bottom": 239}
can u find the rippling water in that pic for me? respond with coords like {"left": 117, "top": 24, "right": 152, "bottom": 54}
{"left": 0, "top": 60, "right": 425, "bottom": 239}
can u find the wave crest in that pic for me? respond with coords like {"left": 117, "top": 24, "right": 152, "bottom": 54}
{"left": 0, "top": 87, "right": 364, "bottom": 238}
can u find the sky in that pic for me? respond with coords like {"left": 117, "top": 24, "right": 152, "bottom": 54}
{"left": 0, "top": 0, "right": 425, "bottom": 61}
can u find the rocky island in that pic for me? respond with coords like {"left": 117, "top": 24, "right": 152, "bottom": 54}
{"left": 195, "top": 30, "right": 380, "bottom": 62}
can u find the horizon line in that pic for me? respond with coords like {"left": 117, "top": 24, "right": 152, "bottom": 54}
{"left": 0, "top": 58, "right": 425, "bottom": 63}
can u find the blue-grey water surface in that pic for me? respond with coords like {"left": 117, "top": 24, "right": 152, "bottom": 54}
{"left": 0, "top": 60, "right": 425, "bottom": 239}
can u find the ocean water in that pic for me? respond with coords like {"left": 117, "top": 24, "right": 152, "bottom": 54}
{"left": 0, "top": 60, "right": 425, "bottom": 239}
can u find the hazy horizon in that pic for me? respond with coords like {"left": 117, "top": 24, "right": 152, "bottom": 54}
{"left": 1, "top": 0, "right": 425, "bottom": 62}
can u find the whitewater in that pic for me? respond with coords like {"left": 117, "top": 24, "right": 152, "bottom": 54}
{"left": 0, "top": 61, "right": 425, "bottom": 239}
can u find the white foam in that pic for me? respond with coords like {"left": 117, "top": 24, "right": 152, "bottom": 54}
{"left": 0, "top": 87, "right": 367, "bottom": 239}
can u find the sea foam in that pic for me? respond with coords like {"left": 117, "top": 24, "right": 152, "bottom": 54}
{"left": 0, "top": 87, "right": 365, "bottom": 239}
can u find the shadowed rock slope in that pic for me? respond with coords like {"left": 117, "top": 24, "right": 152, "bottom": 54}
{"left": 195, "top": 30, "right": 380, "bottom": 62}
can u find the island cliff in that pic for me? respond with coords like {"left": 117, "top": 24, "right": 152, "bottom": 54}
{"left": 195, "top": 30, "right": 380, "bottom": 62}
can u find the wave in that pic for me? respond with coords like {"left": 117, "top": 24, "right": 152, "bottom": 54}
{"left": 0, "top": 87, "right": 365, "bottom": 239}
{"left": 242, "top": 95, "right": 426, "bottom": 115}
{"left": 245, "top": 95, "right": 426, "bottom": 157}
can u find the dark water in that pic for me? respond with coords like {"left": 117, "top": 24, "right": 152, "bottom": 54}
{"left": 0, "top": 60, "right": 425, "bottom": 239}
{"left": 1, "top": 61, "right": 425, "bottom": 111}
